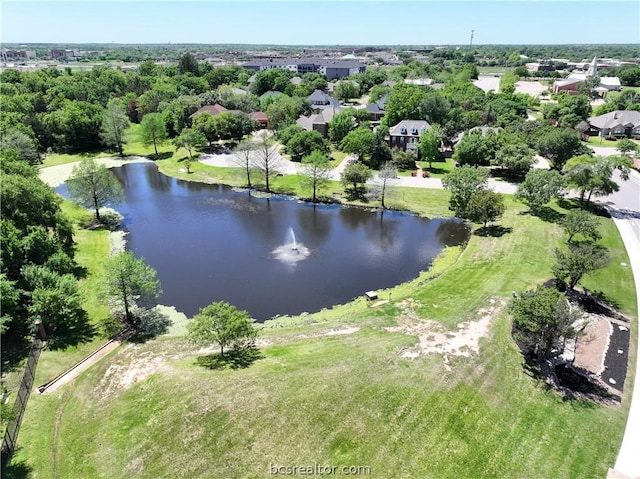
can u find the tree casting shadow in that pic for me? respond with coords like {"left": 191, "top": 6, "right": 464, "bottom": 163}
{"left": 195, "top": 347, "right": 264, "bottom": 370}
{"left": 1, "top": 450, "right": 33, "bottom": 479}
{"left": 474, "top": 225, "right": 513, "bottom": 237}
{"left": 522, "top": 205, "right": 563, "bottom": 224}
{"left": 151, "top": 151, "right": 173, "bottom": 161}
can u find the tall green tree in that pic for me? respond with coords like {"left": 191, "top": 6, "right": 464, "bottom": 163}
{"left": 383, "top": 83, "right": 428, "bottom": 127}
{"left": 509, "top": 285, "right": 581, "bottom": 360}
{"left": 173, "top": 127, "right": 206, "bottom": 160}
{"left": 453, "top": 130, "right": 490, "bottom": 167}
{"left": 441, "top": 165, "right": 489, "bottom": 218}
{"left": 100, "top": 98, "right": 130, "bottom": 156}
{"left": 328, "top": 111, "right": 356, "bottom": 145}
{"left": 0, "top": 128, "right": 41, "bottom": 165}
{"left": 515, "top": 169, "right": 565, "bottom": 213}
{"left": 105, "top": 252, "right": 162, "bottom": 325}
{"left": 139, "top": 112, "right": 168, "bottom": 156}
{"left": 616, "top": 138, "right": 638, "bottom": 157}
{"left": 187, "top": 301, "right": 257, "bottom": 358}
{"left": 339, "top": 127, "right": 375, "bottom": 162}
{"left": 67, "top": 158, "right": 124, "bottom": 222}
{"left": 562, "top": 209, "right": 602, "bottom": 243}
{"left": 467, "top": 190, "right": 506, "bottom": 227}
{"left": 286, "top": 130, "right": 328, "bottom": 161}
{"left": 533, "top": 128, "right": 589, "bottom": 170}
{"left": 178, "top": 52, "right": 200, "bottom": 75}
{"left": 491, "top": 143, "right": 536, "bottom": 176}
{"left": 553, "top": 244, "right": 610, "bottom": 291}
{"left": 418, "top": 126, "right": 442, "bottom": 169}
{"left": 341, "top": 162, "right": 373, "bottom": 198}
{"left": 564, "top": 154, "right": 632, "bottom": 205}
{"left": 22, "top": 265, "right": 88, "bottom": 345}
{"left": 334, "top": 81, "right": 359, "bottom": 103}
{"left": 300, "top": 150, "right": 332, "bottom": 203}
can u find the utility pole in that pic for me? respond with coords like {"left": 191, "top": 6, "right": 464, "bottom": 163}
{"left": 469, "top": 30, "right": 474, "bottom": 48}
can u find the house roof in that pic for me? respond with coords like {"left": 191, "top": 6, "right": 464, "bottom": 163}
{"left": 296, "top": 107, "right": 340, "bottom": 131}
{"left": 453, "top": 126, "right": 503, "bottom": 145}
{"left": 308, "top": 89, "right": 332, "bottom": 103}
{"left": 190, "top": 104, "right": 240, "bottom": 119}
{"left": 587, "top": 110, "right": 640, "bottom": 130}
{"left": 366, "top": 93, "right": 389, "bottom": 114}
{"left": 600, "top": 77, "right": 621, "bottom": 87}
{"left": 308, "top": 89, "right": 340, "bottom": 108}
{"left": 389, "top": 120, "right": 430, "bottom": 137}
{"left": 554, "top": 78, "right": 583, "bottom": 88}
{"left": 290, "top": 76, "right": 303, "bottom": 85}
{"left": 249, "top": 111, "right": 268, "bottom": 122}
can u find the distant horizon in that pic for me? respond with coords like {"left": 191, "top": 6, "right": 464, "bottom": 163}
{"left": 2, "top": 42, "right": 638, "bottom": 47}
{"left": 2, "top": 2, "right": 638, "bottom": 45}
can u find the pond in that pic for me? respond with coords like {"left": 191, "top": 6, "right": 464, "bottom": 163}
{"left": 63, "top": 163, "right": 470, "bottom": 321}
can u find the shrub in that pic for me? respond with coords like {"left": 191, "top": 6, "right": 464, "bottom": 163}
{"left": 98, "top": 208, "right": 124, "bottom": 231}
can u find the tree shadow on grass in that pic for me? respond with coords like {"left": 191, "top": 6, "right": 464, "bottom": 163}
{"left": 1, "top": 452, "right": 33, "bottom": 479}
{"left": 489, "top": 169, "right": 525, "bottom": 184}
{"left": 151, "top": 151, "right": 173, "bottom": 161}
{"left": 474, "top": 225, "right": 513, "bottom": 237}
{"left": 46, "top": 318, "right": 96, "bottom": 351}
{"left": 195, "top": 347, "right": 264, "bottom": 371}
{"left": 520, "top": 206, "right": 563, "bottom": 224}
{"left": 344, "top": 187, "right": 368, "bottom": 202}
{"left": 425, "top": 165, "right": 450, "bottom": 176}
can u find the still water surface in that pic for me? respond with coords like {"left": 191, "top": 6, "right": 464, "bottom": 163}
{"left": 87, "top": 163, "right": 470, "bottom": 320}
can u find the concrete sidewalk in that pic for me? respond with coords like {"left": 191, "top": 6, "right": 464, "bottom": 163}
{"left": 606, "top": 169, "right": 640, "bottom": 479}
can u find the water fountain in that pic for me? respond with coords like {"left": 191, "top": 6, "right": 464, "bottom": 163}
{"left": 272, "top": 227, "right": 310, "bottom": 264}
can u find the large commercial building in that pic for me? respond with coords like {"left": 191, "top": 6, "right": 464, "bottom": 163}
{"left": 243, "top": 58, "right": 366, "bottom": 80}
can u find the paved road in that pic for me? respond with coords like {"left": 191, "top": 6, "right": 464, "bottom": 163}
{"left": 603, "top": 169, "right": 640, "bottom": 479}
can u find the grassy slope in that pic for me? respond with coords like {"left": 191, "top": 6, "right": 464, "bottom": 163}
{"left": 12, "top": 187, "right": 637, "bottom": 478}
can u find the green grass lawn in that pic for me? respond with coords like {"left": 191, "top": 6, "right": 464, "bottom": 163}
{"left": 585, "top": 136, "right": 622, "bottom": 148}
{"left": 10, "top": 181, "right": 636, "bottom": 478}
{"left": 423, "top": 157, "right": 456, "bottom": 178}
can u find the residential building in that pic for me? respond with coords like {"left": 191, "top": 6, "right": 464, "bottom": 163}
{"left": 577, "top": 111, "right": 640, "bottom": 139}
{"left": 307, "top": 90, "right": 341, "bottom": 110}
{"left": 242, "top": 58, "right": 365, "bottom": 80}
{"left": 189, "top": 104, "right": 268, "bottom": 129}
{"left": 296, "top": 107, "right": 340, "bottom": 138}
{"left": 366, "top": 94, "right": 389, "bottom": 121}
{"left": 387, "top": 120, "right": 430, "bottom": 152}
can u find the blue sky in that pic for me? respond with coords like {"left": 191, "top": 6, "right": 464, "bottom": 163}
{"left": 1, "top": 1, "right": 639, "bottom": 45}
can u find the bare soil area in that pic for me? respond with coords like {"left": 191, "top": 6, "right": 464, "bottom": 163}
{"left": 386, "top": 298, "right": 503, "bottom": 367}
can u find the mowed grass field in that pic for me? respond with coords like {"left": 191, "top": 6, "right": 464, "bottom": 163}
{"left": 9, "top": 189, "right": 637, "bottom": 478}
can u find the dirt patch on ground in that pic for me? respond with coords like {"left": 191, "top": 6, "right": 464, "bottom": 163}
{"left": 325, "top": 327, "right": 360, "bottom": 336}
{"left": 386, "top": 298, "right": 503, "bottom": 367}
{"left": 95, "top": 345, "right": 170, "bottom": 399}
